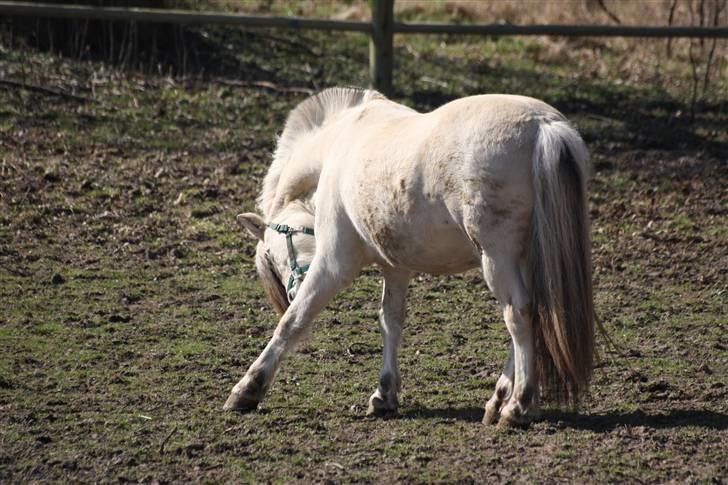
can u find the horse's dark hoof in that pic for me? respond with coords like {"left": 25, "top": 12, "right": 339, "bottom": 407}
{"left": 223, "top": 392, "right": 259, "bottom": 413}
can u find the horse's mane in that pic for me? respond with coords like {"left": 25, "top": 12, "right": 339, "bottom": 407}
{"left": 257, "top": 86, "right": 384, "bottom": 218}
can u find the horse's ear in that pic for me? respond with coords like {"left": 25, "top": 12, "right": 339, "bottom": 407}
{"left": 236, "top": 212, "right": 266, "bottom": 240}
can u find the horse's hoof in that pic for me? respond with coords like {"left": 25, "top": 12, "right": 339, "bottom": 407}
{"left": 482, "top": 405, "right": 499, "bottom": 425}
{"left": 223, "top": 392, "right": 259, "bottom": 413}
{"left": 496, "top": 415, "right": 530, "bottom": 429}
{"left": 496, "top": 406, "right": 531, "bottom": 429}
{"left": 366, "top": 395, "right": 398, "bottom": 417}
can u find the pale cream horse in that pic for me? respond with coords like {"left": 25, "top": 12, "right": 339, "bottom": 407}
{"left": 228, "top": 87, "right": 596, "bottom": 427}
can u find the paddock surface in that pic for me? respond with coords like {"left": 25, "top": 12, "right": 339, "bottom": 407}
{"left": 1, "top": 21, "right": 726, "bottom": 482}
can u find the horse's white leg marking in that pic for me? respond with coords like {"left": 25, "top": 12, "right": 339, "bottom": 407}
{"left": 483, "top": 344, "right": 514, "bottom": 425}
{"left": 480, "top": 253, "right": 537, "bottom": 427}
{"left": 224, "top": 234, "right": 362, "bottom": 412}
{"left": 368, "top": 268, "right": 411, "bottom": 416}
{"left": 498, "top": 302, "right": 537, "bottom": 427}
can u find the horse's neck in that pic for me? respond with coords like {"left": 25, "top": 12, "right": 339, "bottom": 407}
{"left": 267, "top": 160, "right": 321, "bottom": 218}
{"left": 263, "top": 97, "right": 410, "bottom": 218}
{"left": 267, "top": 115, "right": 345, "bottom": 217}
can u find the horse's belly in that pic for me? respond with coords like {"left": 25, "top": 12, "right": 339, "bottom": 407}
{"left": 355, "top": 199, "right": 479, "bottom": 274}
{"left": 395, "top": 224, "right": 480, "bottom": 274}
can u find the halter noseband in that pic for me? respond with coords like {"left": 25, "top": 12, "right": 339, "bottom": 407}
{"left": 268, "top": 223, "right": 315, "bottom": 293}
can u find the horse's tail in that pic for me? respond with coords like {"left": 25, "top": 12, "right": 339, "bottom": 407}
{"left": 529, "top": 119, "right": 596, "bottom": 404}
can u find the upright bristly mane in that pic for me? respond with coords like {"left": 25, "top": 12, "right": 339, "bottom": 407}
{"left": 257, "top": 87, "right": 384, "bottom": 219}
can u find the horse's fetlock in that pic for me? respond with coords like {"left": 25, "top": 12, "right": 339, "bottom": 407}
{"left": 223, "top": 387, "right": 261, "bottom": 413}
{"left": 522, "top": 385, "right": 542, "bottom": 411}
{"left": 243, "top": 371, "right": 265, "bottom": 396}
{"left": 250, "top": 368, "right": 267, "bottom": 390}
{"left": 240, "top": 368, "right": 270, "bottom": 400}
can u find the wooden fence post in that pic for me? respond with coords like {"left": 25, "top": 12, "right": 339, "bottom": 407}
{"left": 370, "top": 0, "right": 393, "bottom": 95}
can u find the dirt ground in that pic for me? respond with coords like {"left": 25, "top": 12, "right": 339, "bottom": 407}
{"left": 1, "top": 19, "right": 726, "bottom": 483}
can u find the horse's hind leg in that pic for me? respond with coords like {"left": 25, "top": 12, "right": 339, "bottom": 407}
{"left": 480, "top": 253, "right": 538, "bottom": 427}
{"left": 483, "top": 344, "right": 513, "bottom": 425}
{"left": 368, "top": 268, "right": 411, "bottom": 416}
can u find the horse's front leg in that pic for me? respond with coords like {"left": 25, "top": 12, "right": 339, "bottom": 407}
{"left": 224, "top": 250, "right": 361, "bottom": 412}
{"left": 368, "top": 268, "right": 412, "bottom": 416}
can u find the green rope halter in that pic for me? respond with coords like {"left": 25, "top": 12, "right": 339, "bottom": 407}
{"left": 268, "top": 223, "right": 315, "bottom": 293}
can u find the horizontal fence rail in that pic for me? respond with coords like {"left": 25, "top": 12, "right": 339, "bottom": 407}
{"left": 2, "top": 0, "right": 727, "bottom": 94}
{"left": 3, "top": 2, "right": 727, "bottom": 38}
{"left": 0, "top": 2, "right": 373, "bottom": 31}
{"left": 394, "top": 22, "right": 728, "bottom": 38}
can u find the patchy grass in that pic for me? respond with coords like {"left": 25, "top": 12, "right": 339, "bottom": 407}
{"left": 1, "top": 20, "right": 726, "bottom": 484}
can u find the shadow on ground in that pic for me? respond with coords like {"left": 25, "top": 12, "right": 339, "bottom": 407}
{"left": 544, "top": 409, "right": 728, "bottom": 432}
{"left": 399, "top": 406, "right": 485, "bottom": 422}
{"left": 385, "top": 407, "right": 728, "bottom": 431}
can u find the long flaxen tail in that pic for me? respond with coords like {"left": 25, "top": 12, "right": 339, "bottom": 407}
{"left": 529, "top": 119, "right": 596, "bottom": 404}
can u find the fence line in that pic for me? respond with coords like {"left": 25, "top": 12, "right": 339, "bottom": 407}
{"left": 0, "top": 2, "right": 373, "bottom": 31}
{"left": 394, "top": 22, "right": 728, "bottom": 38}
{"left": 2, "top": 0, "right": 727, "bottom": 94}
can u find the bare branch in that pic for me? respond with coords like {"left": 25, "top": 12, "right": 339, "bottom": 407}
{"left": 596, "top": 0, "right": 622, "bottom": 24}
{"left": 703, "top": 0, "right": 726, "bottom": 92}
{"left": 215, "top": 79, "right": 314, "bottom": 95}
{"left": 0, "top": 78, "right": 97, "bottom": 103}
{"left": 666, "top": 0, "right": 679, "bottom": 58}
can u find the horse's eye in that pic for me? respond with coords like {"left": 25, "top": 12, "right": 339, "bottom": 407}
{"left": 287, "top": 287, "right": 297, "bottom": 302}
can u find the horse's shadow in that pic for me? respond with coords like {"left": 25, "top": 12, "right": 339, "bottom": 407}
{"left": 394, "top": 406, "right": 728, "bottom": 432}
{"left": 397, "top": 406, "right": 485, "bottom": 422}
{"left": 541, "top": 409, "right": 728, "bottom": 432}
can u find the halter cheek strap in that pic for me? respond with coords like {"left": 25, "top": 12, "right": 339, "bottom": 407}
{"left": 268, "top": 223, "right": 315, "bottom": 292}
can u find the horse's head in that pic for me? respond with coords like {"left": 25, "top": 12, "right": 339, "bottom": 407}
{"left": 237, "top": 202, "right": 315, "bottom": 315}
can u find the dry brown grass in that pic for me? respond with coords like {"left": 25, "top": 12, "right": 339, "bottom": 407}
{"left": 425, "top": 0, "right": 728, "bottom": 93}
{"left": 226, "top": 0, "right": 726, "bottom": 101}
